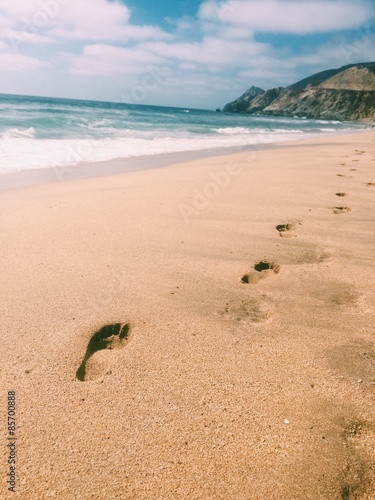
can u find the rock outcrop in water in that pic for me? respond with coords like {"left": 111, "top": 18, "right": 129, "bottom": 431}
{"left": 222, "top": 86, "right": 265, "bottom": 113}
{"left": 223, "top": 63, "right": 375, "bottom": 121}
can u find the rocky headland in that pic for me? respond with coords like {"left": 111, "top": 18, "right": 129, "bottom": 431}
{"left": 223, "top": 62, "right": 375, "bottom": 121}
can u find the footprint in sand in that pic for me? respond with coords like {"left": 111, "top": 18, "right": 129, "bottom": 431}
{"left": 221, "top": 299, "right": 271, "bottom": 324}
{"left": 366, "top": 182, "right": 375, "bottom": 187}
{"left": 326, "top": 339, "right": 375, "bottom": 383}
{"left": 276, "top": 223, "right": 297, "bottom": 238}
{"left": 337, "top": 174, "right": 351, "bottom": 178}
{"left": 350, "top": 168, "right": 357, "bottom": 171}
{"left": 332, "top": 206, "right": 351, "bottom": 214}
{"left": 241, "top": 261, "right": 280, "bottom": 284}
{"left": 335, "top": 193, "right": 348, "bottom": 197}
{"left": 76, "top": 323, "right": 130, "bottom": 381}
{"left": 291, "top": 250, "right": 330, "bottom": 265}
{"left": 339, "top": 418, "right": 374, "bottom": 500}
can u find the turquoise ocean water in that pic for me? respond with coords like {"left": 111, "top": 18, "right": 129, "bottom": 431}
{"left": 0, "top": 93, "right": 364, "bottom": 174}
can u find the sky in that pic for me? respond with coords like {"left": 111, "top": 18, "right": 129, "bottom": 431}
{"left": 0, "top": 0, "right": 374, "bottom": 109}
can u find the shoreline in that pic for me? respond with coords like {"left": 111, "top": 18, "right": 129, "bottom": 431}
{"left": 0, "top": 129, "right": 367, "bottom": 193}
{"left": 0, "top": 144, "right": 261, "bottom": 193}
{"left": 1, "top": 130, "right": 374, "bottom": 498}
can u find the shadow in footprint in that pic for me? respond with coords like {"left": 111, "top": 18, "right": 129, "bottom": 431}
{"left": 335, "top": 193, "right": 348, "bottom": 197}
{"left": 332, "top": 206, "right": 351, "bottom": 214}
{"left": 276, "top": 223, "right": 296, "bottom": 238}
{"left": 242, "top": 261, "right": 280, "bottom": 284}
{"left": 76, "top": 323, "right": 130, "bottom": 382}
{"left": 366, "top": 182, "right": 375, "bottom": 187}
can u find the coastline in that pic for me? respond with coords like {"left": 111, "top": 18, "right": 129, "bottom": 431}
{"left": 1, "top": 131, "right": 374, "bottom": 498}
{"left": 0, "top": 128, "right": 366, "bottom": 193}
{"left": 0, "top": 144, "right": 260, "bottom": 192}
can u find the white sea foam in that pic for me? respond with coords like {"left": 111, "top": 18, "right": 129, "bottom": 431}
{"left": 216, "top": 127, "right": 252, "bottom": 134}
{"left": 216, "top": 127, "right": 304, "bottom": 135}
{"left": 0, "top": 128, "right": 320, "bottom": 173}
{"left": 0, "top": 127, "right": 36, "bottom": 139}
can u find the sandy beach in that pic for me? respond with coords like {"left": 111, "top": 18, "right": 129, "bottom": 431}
{"left": 1, "top": 132, "right": 374, "bottom": 499}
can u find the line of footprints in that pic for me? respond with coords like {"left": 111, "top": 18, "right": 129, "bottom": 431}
{"left": 241, "top": 147, "right": 374, "bottom": 286}
{"left": 77, "top": 149, "right": 374, "bottom": 382}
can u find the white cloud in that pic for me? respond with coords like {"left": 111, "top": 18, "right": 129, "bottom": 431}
{"left": 0, "top": 0, "right": 45, "bottom": 17}
{"left": 49, "top": 0, "right": 131, "bottom": 41}
{"left": 0, "top": 0, "right": 130, "bottom": 27}
{"left": 141, "top": 36, "right": 268, "bottom": 67}
{"left": 47, "top": 0, "right": 171, "bottom": 41}
{"left": 218, "top": 25, "right": 254, "bottom": 39}
{"left": 48, "top": 23, "right": 170, "bottom": 43}
{"left": 296, "top": 36, "right": 375, "bottom": 69}
{"left": 67, "top": 44, "right": 163, "bottom": 76}
{"left": 0, "top": 0, "right": 171, "bottom": 43}
{"left": 199, "top": 0, "right": 373, "bottom": 34}
{"left": 0, "top": 12, "right": 12, "bottom": 27}
{"left": 2, "top": 28, "right": 54, "bottom": 46}
{"left": 235, "top": 28, "right": 375, "bottom": 90}
{"left": 179, "top": 62, "right": 199, "bottom": 70}
{"left": 0, "top": 52, "right": 49, "bottom": 71}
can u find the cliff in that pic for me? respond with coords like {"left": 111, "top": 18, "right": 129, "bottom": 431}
{"left": 223, "top": 62, "right": 375, "bottom": 121}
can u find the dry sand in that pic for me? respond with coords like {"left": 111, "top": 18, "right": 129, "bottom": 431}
{"left": 1, "top": 132, "right": 375, "bottom": 499}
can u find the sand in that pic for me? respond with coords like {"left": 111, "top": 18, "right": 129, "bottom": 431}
{"left": 0, "top": 132, "right": 374, "bottom": 499}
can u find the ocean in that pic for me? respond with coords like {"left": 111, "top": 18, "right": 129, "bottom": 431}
{"left": 0, "top": 93, "right": 364, "bottom": 175}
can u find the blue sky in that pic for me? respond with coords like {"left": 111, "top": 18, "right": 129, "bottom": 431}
{"left": 0, "top": 0, "right": 374, "bottom": 108}
{"left": 124, "top": 0, "right": 201, "bottom": 28}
